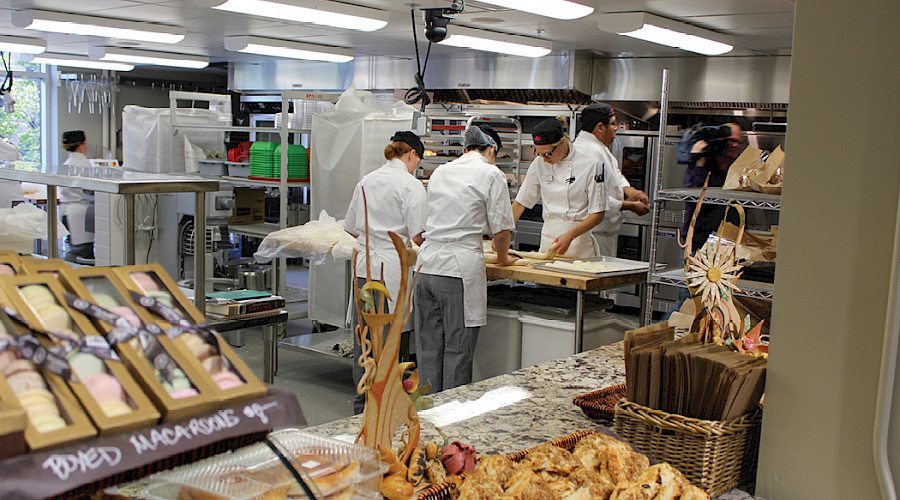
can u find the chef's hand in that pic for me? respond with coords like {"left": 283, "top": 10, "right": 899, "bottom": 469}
{"left": 549, "top": 233, "right": 574, "bottom": 256}
{"left": 496, "top": 254, "right": 519, "bottom": 266}
{"left": 490, "top": 239, "right": 498, "bottom": 253}
{"left": 691, "top": 140, "right": 708, "bottom": 154}
{"left": 624, "top": 187, "right": 650, "bottom": 205}
{"left": 625, "top": 200, "right": 651, "bottom": 216}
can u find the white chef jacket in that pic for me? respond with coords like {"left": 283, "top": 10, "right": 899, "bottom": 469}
{"left": 60, "top": 151, "right": 93, "bottom": 245}
{"left": 515, "top": 144, "right": 608, "bottom": 257}
{"left": 573, "top": 131, "right": 631, "bottom": 235}
{"left": 343, "top": 158, "right": 427, "bottom": 308}
{"left": 418, "top": 151, "right": 515, "bottom": 327}
{"left": 0, "top": 140, "right": 23, "bottom": 208}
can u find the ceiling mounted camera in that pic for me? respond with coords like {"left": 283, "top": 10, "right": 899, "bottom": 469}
{"left": 422, "top": 1, "right": 463, "bottom": 43}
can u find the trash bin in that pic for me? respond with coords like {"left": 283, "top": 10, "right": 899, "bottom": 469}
{"left": 519, "top": 310, "right": 635, "bottom": 367}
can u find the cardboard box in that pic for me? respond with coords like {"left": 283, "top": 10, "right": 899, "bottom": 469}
{"left": 17, "top": 257, "right": 70, "bottom": 276}
{"left": 0, "top": 276, "right": 161, "bottom": 434}
{"left": 229, "top": 187, "right": 265, "bottom": 226}
{"left": 0, "top": 386, "right": 27, "bottom": 461}
{"left": 56, "top": 267, "right": 219, "bottom": 422}
{"left": 115, "top": 264, "right": 267, "bottom": 405}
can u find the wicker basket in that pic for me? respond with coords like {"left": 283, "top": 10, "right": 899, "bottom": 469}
{"left": 614, "top": 400, "right": 762, "bottom": 497}
{"left": 572, "top": 384, "right": 627, "bottom": 421}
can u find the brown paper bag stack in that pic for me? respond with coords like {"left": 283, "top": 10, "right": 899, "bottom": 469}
{"left": 723, "top": 145, "right": 784, "bottom": 194}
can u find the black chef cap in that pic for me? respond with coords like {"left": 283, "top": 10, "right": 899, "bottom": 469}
{"left": 479, "top": 125, "right": 502, "bottom": 150}
{"left": 580, "top": 103, "right": 615, "bottom": 132}
{"left": 390, "top": 130, "right": 424, "bottom": 158}
{"left": 62, "top": 130, "right": 86, "bottom": 145}
{"left": 532, "top": 118, "right": 565, "bottom": 145}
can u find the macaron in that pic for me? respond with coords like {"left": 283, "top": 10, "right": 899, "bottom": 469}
{"left": 3, "top": 358, "right": 36, "bottom": 377}
{"left": 99, "top": 399, "right": 133, "bottom": 418}
{"left": 170, "top": 372, "right": 194, "bottom": 392}
{"left": 25, "top": 402, "right": 60, "bottom": 420}
{"left": 7, "top": 370, "right": 46, "bottom": 393}
{"left": 0, "top": 349, "right": 20, "bottom": 372}
{"left": 212, "top": 370, "right": 245, "bottom": 391}
{"left": 67, "top": 352, "right": 106, "bottom": 380}
{"left": 130, "top": 272, "right": 160, "bottom": 292}
{"left": 83, "top": 373, "right": 125, "bottom": 404}
{"left": 92, "top": 293, "right": 120, "bottom": 311}
{"left": 169, "top": 387, "right": 199, "bottom": 399}
{"left": 201, "top": 355, "right": 225, "bottom": 374}
{"left": 0, "top": 263, "right": 16, "bottom": 276}
{"left": 30, "top": 413, "right": 67, "bottom": 433}
{"left": 16, "top": 388, "right": 56, "bottom": 407}
{"left": 147, "top": 291, "right": 175, "bottom": 309}
{"left": 36, "top": 304, "right": 72, "bottom": 332}
{"left": 20, "top": 285, "right": 56, "bottom": 310}
{"left": 111, "top": 306, "right": 142, "bottom": 327}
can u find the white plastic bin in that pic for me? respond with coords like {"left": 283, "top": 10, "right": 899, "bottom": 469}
{"left": 519, "top": 311, "right": 636, "bottom": 367}
{"left": 472, "top": 306, "right": 522, "bottom": 382}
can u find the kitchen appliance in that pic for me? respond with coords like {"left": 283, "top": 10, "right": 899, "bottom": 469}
{"left": 237, "top": 265, "right": 272, "bottom": 291}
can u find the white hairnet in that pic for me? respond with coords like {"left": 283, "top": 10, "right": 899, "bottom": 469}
{"left": 463, "top": 126, "right": 496, "bottom": 150}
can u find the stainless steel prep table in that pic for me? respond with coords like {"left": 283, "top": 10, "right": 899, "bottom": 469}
{"left": 0, "top": 162, "right": 220, "bottom": 314}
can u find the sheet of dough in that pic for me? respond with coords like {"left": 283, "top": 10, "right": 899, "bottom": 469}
{"left": 543, "top": 260, "right": 621, "bottom": 273}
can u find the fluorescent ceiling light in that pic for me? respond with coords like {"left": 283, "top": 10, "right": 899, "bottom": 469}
{"left": 212, "top": 0, "right": 388, "bottom": 32}
{"left": 225, "top": 36, "right": 354, "bottom": 63}
{"left": 438, "top": 26, "right": 551, "bottom": 58}
{"left": 598, "top": 12, "right": 733, "bottom": 56}
{"left": 0, "top": 35, "right": 46, "bottom": 55}
{"left": 31, "top": 53, "right": 134, "bottom": 71}
{"left": 475, "top": 0, "right": 593, "bottom": 20}
{"left": 11, "top": 9, "right": 185, "bottom": 44}
{"left": 90, "top": 47, "right": 209, "bottom": 69}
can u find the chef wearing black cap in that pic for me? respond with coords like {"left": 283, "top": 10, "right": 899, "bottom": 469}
{"left": 573, "top": 103, "right": 650, "bottom": 256}
{"left": 344, "top": 130, "right": 427, "bottom": 413}
{"left": 512, "top": 117, "right": 608, "bottom": 257}
{"left": 415, "top": 125, "right": 516, "bottom": 393}
{"left": 60, "top": 130, "right": 94, "bottom": 261}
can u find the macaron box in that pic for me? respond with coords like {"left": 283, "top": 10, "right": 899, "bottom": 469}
{"left": 114, "top": 264, "right": 267, "bottom": 405}
{"left": 0, "top": 276, "right": 159, "bottom": 435}
{"left": 0, "top": 286, "right": 96, "bottom": 451}
{"left": 56, "top": 267, "right": 219, "bottom": 422}
{"left": 0, "top": 377, "right": 27, "bottom": 461}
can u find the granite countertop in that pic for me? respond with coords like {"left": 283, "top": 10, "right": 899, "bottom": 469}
{"left": 305, "top": 343, "right": 763, "bottom": 500}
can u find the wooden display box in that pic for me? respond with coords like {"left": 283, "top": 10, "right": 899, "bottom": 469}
{"left": 0, "top": 276, "right": 161, "bottom": 434}
{"left": 0, "top": 256, "right": 25, "bottom": 276}
{"left": 0, "top": 287, "right": 97, "bottom": 450}
{"left": 55, "top": 267, "right": 220, "bottom": 422}
{"left": 114, "top": 264, "right": 267, "bottom": 404}
{"left": 0, "top": 381, "right": 27, "bottom": 461}
{"left": 17, "top": 258, "right": 70, "bottom": 276}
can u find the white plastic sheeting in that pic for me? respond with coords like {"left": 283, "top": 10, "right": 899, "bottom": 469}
{"left": 253, "top": 210, "right": 356, "bottom": 265}
{"left": 308, "top": 87, "right": 415, "bottom": 326}
{"left": 0, "top": 204, "right": 69, "bottom": 253}
{"left": 122, "top": 106, "right": 226, "bottom": 174}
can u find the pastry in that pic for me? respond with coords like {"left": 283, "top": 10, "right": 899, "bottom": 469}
{"left": 99, "top": 399, "right": 133, "bottom": 418}
{"left": 36, "top": 304, "right": 72, "bottom": 332}
{"left": 201, "top": 355, "right": 225, "bottom": 374}
{"left": 92, "top": 293, "right": 120, "bottom": 311}
{"left": 148, "top": 290, "right": 175, "bottom": 309}
{"left": 211, "top": 370, "right": 244, "bottom": 390}
{"left": 519, "top": 444, "right": 579, "bottom": 476}
{"left": 0, "top": 348, "right": 19, "bottom": 371}
{"left": 169, "top": 387, "right": 199, "bottom": 399}
{"left": 20, "top": 285, "right": 56, "bottom": 310}
{"left": 83, "top": 373, "right": 125, "bottom": 404}
{"left": 111, "top": 306, "right": 142, "bottom": 327}
{"left": 6, "top": 369, "right": 46, "bottom": 393}
{"left": 67, "top": 352, "right": 106, "bottom": 380}
{"left": 16, "top": 387, "right": 56, "bottom": 407}
{"left": 0, "top": 263, "right": 16, "bottom": 276}
{"left": 29, "top": 413, "right": 67, "bottom": 433}
{"left": 130, "top": 272, "right": 160, "bottom": 292}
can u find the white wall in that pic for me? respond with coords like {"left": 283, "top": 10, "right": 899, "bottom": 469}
{"left": 756, "top": 1, "right": 900, "bottom": 498}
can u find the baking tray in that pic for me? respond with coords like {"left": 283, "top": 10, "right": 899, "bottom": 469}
{"left": 532, "top": 255, "right": 663, "bottom": 278}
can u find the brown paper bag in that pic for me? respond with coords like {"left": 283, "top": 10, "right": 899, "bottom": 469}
{"left": 724, "top": 145, "right": 785, "bottom": 194}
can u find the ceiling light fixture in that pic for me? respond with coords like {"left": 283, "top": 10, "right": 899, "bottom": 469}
{"left": 0, "top": 35, "right": 47, "bottom": 55}
{"left": 30, "top": 53, "right": 134, "bottom": 71}
{"left": 224, "top": 36, "right": 354, "bottom": 63}
{"left": 212, "top": 0, "right": 388, "bottom": 32}
{"left": 438, "top": 26, "right": 551, "bottom": 58}
{"left": 598, "top": 12, "right": 733, "bottom": 56}
{"left": 11, "top": 9, "right": 186, "bottom": 44}
{"left": 475, "top": 0, "right": 593, "bottom": 20}
{"left": 90, "top": 47, "right": 209, "bottom": 69}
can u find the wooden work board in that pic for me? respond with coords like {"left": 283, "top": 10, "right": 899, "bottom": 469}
{"left": 485, "top": 263, "right": 646, "bottom": 291}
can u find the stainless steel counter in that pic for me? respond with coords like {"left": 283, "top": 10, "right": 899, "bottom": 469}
{"left": 0, "top": 161, "right": 220, "bottom": 314}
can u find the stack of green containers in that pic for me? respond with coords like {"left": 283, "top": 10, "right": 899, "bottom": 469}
{"left": 273, "top": 144, "right": 309, "bottom": 180}
{"left": 249, "top": 142, "right": 278, "bottom": 178}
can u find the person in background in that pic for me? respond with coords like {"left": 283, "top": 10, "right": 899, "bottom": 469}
{"left": 344, "top": 130, "right": 427, "bottom": 414}
{"left": 415, "top": 126, "right": 516, "bottom": 393}
{"left": 60, "top": 130, "right": 95, "bottom": 262}
{"left": 573, "top": 103, "right": 650, "bottom": 257}
{"left": 0, "top": 138, "right": 24, "bottom": 208}
{"left": 511, "top": 117, "right": 608, "bottom": 257}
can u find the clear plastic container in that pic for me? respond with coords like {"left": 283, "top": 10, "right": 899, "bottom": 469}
{"left": 141, "top": 429, "right": 386, "bottom": 500}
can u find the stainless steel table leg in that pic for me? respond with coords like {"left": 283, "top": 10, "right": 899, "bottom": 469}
{"left": 575, "top": 290, "right": 585, "bottom": 353}
{"left": 263, "top": 325, "right": 275, "bottom": 384}
{"left": 124, "top": 194, "right": 135, "bottom": 265}
{"left": 194, "top": 193, "right": 206, "bottom": 316}
{"left": 47, "top": 186, "right": 58, "bottom": 258}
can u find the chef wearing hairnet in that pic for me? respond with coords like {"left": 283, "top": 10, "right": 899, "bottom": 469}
{"left": 512, "top": 117, "right": 608, "bottom": 258}
{"left": 573, "top": 103, "right": 650, "bottom": 256}
{"left": 0, "top": 138, "right": 24, "bottom": 208}
{"left": 60, "top": 130, "right": 94, "bottom": 261}
{"left": 415, "top": 125, "right": 516, "bottom": 393}
{"left": 344, "top": 130, "right": 427, "bottom": 414}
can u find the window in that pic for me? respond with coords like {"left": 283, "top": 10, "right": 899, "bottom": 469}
{"left": 0, "top": 53, "right": 47, "bottom": 164}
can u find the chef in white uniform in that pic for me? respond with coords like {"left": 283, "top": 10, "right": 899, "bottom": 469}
{"left": 60, "top": 130, "right": 94, "bottom": 262}
{"left": 415, "top": 125, "right": 516, "bottom": 393}
{"left": 0, "top": 138, "right": 24, "bottom": 208}
{"left": 573, "top": 103, "right": 650, "bottom": 256}
{"left": 344, "top": 130, "right": 427, "bottom": 413}
{"left": 512, "top": 117, "right": 608, "bottom": 258}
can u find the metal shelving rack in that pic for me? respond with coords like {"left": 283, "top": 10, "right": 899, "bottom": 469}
{"left": 643, "top": 71, "right": 780, "bottom": 325}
